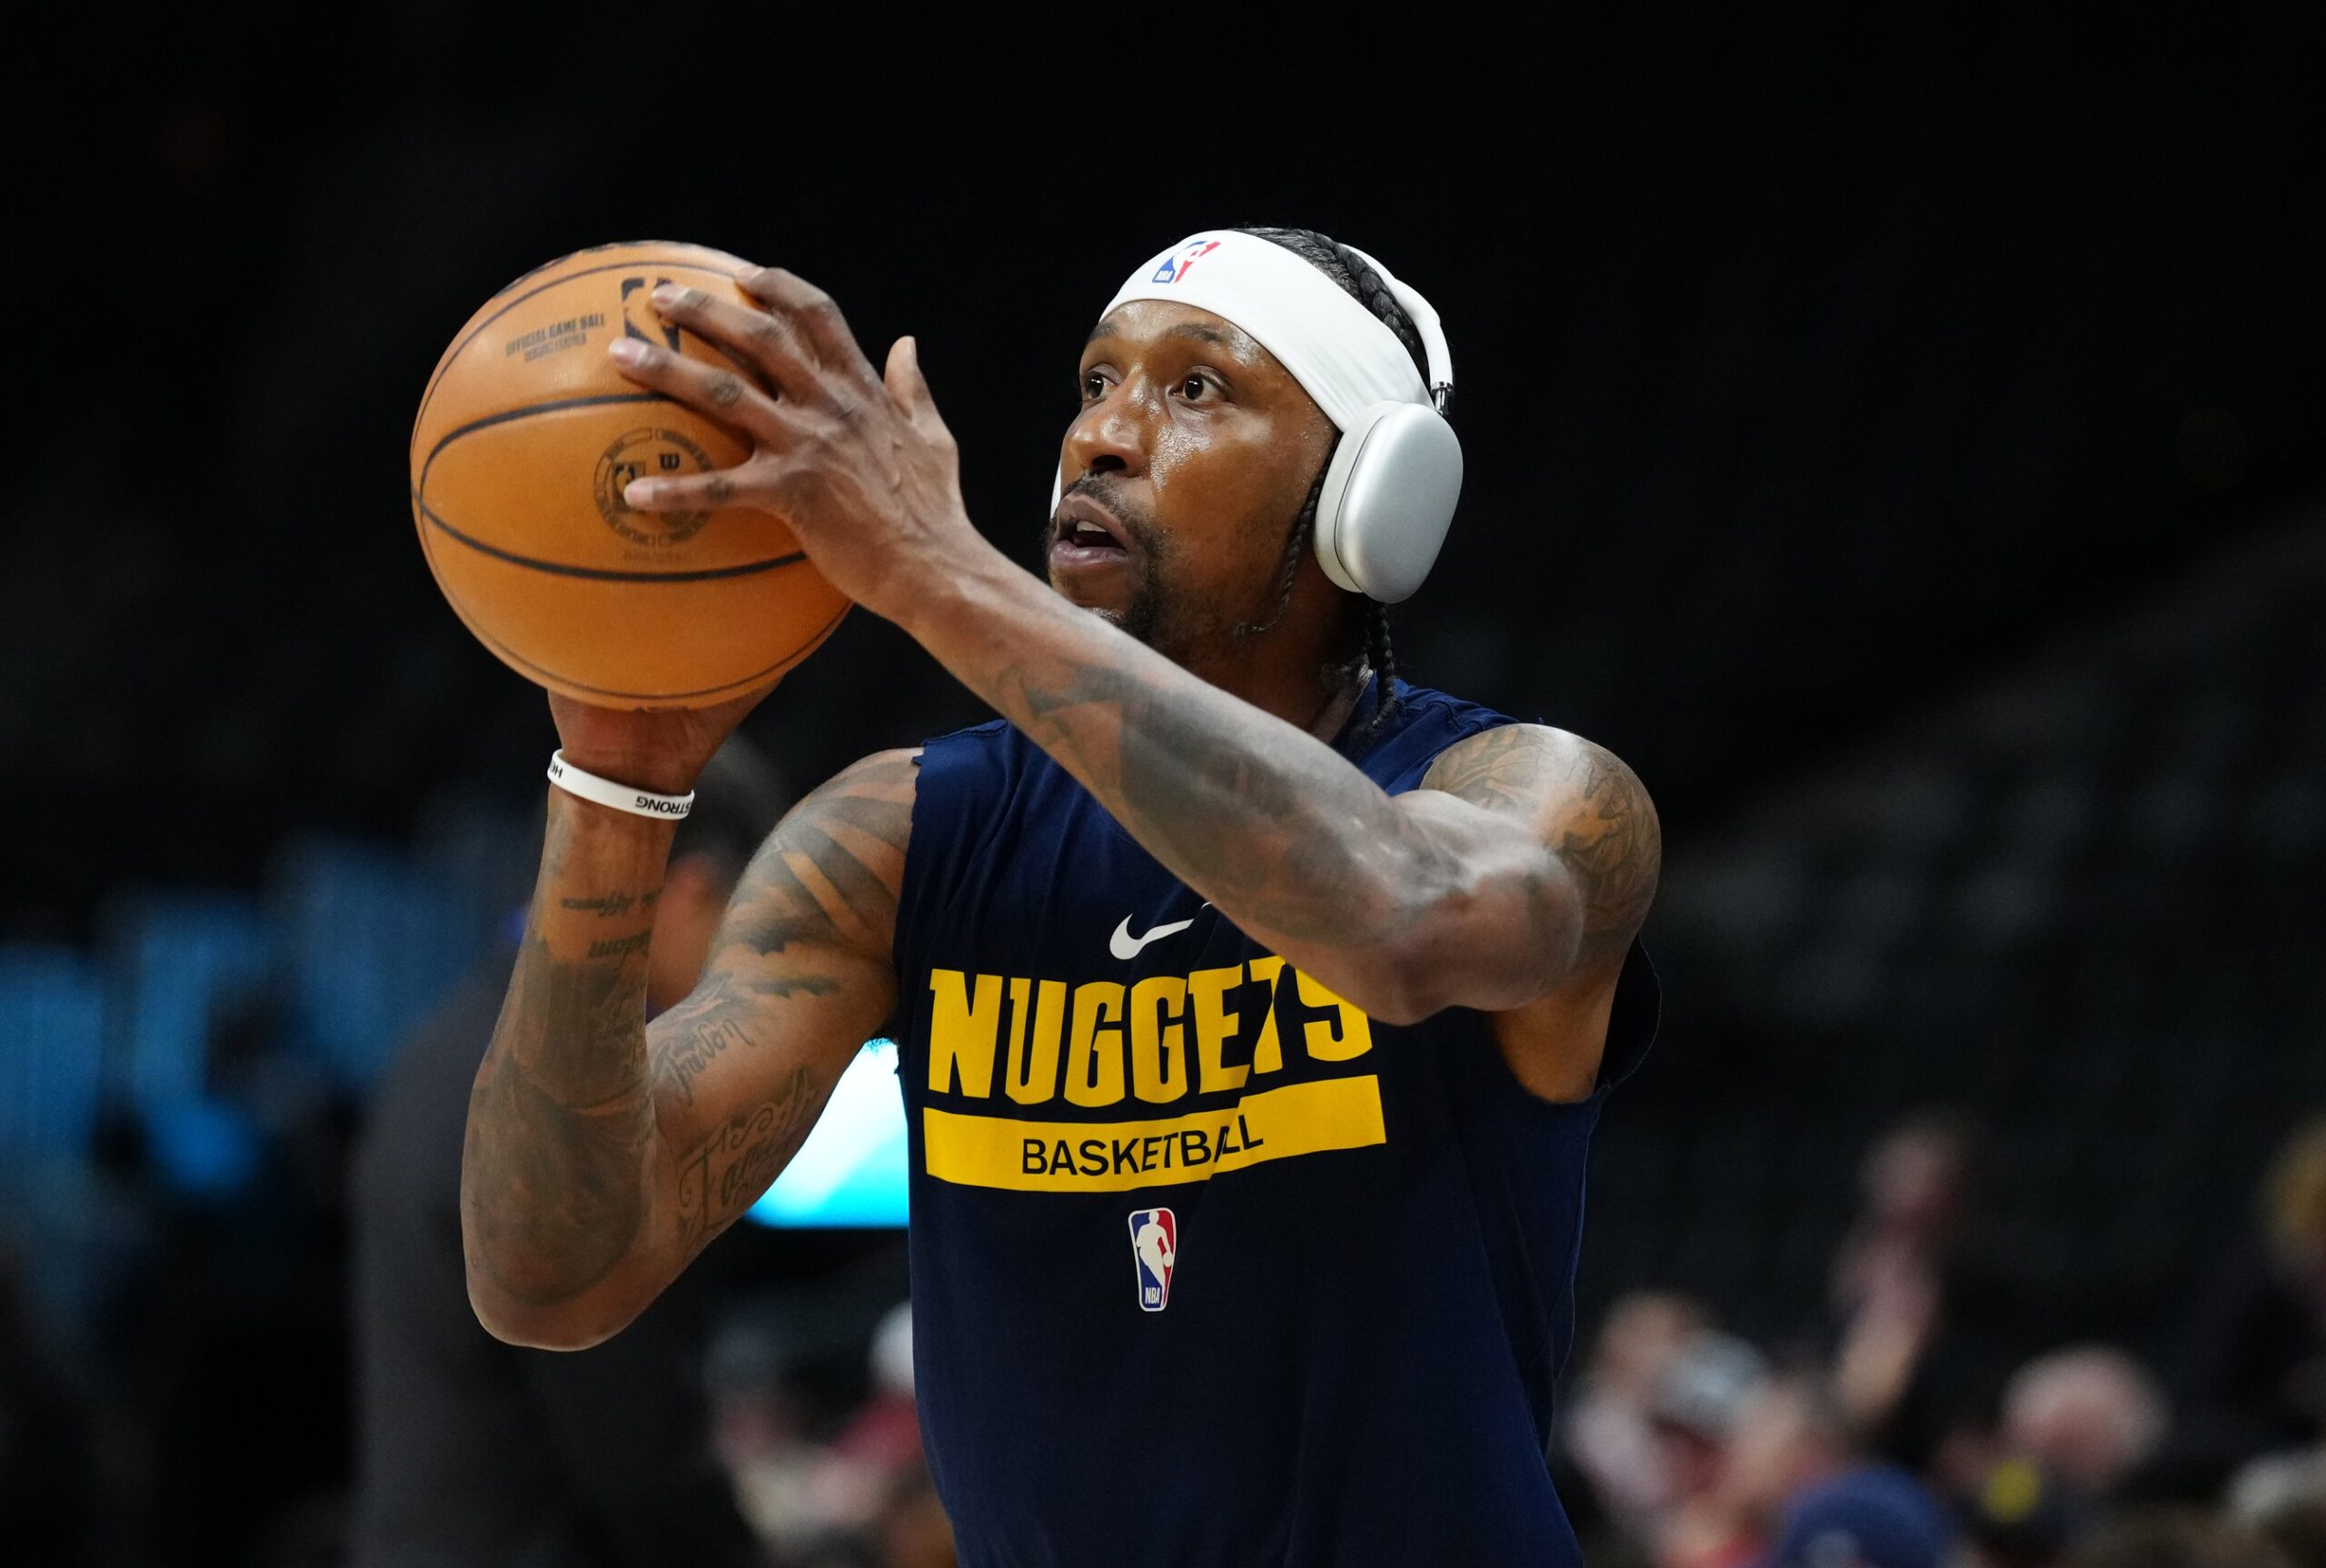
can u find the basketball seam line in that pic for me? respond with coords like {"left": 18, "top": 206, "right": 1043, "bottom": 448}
{"left": 442, "top": 585, "right": 849, "bottom": 701}
{"left": 417, "top": 390, "right": 687, "bottom": 489}
{"left": 410, "top": 491, "right": 808, "bottom": 584}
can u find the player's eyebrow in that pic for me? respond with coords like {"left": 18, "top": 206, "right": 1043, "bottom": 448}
{"left": 1164, "top": 322, "right": 1236, "bottom": 348}
{"left": 1082, "top": 315, "right": 1241, "bottom": 349}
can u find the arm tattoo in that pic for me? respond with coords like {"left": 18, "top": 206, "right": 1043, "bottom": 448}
{"left": 722, "top": 750, "right": 918, "bottom": 957}
{"left": 651, "top": 751, "right": 914, "bottom": 1252}
{"left": 561, "top": 891, "right": 655, "bottom": 917}
{"left": 910, "top": 571, "right": 1652, "bottom": 1011}
{"left": 1428, "top": 726, "right": 1661, "bottom": 967}
{"left": 672, "top": 1069, "right": 820, "bottom": 1258}
{"left": 987, "top": 655, "right": 1434, "bottom": 948}
{"left": 462, "top": 751, "right": 915, "bottom": 1318}
{"left": 651, "top": 970, "right": 773, "bottom": 1110}
{"left": 464, "top": 920, "right": 659, "bottom": 1306}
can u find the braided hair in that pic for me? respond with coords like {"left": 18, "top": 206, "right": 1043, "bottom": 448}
{"left": 1230, "top": 226, "right": 1435, "bottom": 744}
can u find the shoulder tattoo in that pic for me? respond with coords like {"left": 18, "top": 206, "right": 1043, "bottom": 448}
{"left": 721, "top": 749, "right": 918, "bottom": 959}
{"left": 1431, "top": 726, "right": 1660, "bottom": 964}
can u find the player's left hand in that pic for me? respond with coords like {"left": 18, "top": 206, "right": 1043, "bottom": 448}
{"left": 606, "top": 267, "right": 981, "bottom": 622}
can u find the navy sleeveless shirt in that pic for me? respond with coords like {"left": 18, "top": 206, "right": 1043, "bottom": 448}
{"left": 891, "top": 679, "right": 1659, "bottom": 1568}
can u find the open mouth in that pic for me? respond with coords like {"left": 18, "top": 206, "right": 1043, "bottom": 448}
{"left": 1049, "top": 493, "right": 1132, "bottom": 569}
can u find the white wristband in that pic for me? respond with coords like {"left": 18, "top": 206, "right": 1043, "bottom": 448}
{"left": 547, "top": 750, "right": 695, "bottom": 820}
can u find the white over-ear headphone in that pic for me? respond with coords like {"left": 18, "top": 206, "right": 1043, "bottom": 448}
{"left": 1059, "top": 237, "right": 1463, "bottom": 605}
{"left": 1311, "top": 395, "right": 1461, "bottom": 603}
{"left": 1308, "top": 244, "right": 1459, "bottom": 604}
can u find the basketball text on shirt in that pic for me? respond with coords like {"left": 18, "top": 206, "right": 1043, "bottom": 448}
{"left": 918, "top": 958, "right": 1385, "bottom": 1192}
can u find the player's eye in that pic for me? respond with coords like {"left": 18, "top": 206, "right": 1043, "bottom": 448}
{"left": 1080, "top": 371, "right": 1109, "bottom": 402}
{"left": 1178, "top": 372, "right": 1217, "bottom": 402}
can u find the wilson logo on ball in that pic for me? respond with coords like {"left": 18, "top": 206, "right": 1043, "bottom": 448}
{"left": 593, "top": 427, "right": 714, "bottom": 547}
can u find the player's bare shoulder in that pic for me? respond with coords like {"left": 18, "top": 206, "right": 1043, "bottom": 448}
{"left": 717, "top": 748, "right": 921, "bottom": 962}
{"left": 1424, "top": 724, "right": 1661, "bottom": 971}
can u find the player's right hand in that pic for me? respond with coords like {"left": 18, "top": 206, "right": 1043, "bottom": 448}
{"left": 546, "top": 683, "right": 775, "bottom": 799}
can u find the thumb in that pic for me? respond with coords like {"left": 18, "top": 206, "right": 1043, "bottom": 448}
{"left": 883, "top": 335, "right": 939, "bottom": 427}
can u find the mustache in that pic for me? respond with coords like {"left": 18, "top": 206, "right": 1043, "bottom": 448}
{"left": 1055, "top": 473, "right": 1162, "bottom": 553}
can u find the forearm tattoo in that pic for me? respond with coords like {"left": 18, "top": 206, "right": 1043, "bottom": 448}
{"left": 462, "top": 752, "right": 914, "bottom": 1310}
{"left": 942, "top": 592, "right": 1655, "bottom": 995}
{"left": 463, "top": 814, "right": 664, "bottom": 1307}
{"left": 987, "top": 651, "right": 1439, "bottom": 948}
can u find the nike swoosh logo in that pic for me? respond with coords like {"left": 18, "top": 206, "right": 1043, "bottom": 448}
{"left": 1110, "top": 908, "right": 1206, "bottom": 961}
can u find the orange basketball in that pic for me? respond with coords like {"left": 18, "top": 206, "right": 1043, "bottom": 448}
{"left": 410, "top": 241, "right": 850, "bottom": 709}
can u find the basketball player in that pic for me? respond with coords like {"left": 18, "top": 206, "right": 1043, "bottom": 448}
{"left": 461, "top": 227, "right": 1662, "bottom": 1567}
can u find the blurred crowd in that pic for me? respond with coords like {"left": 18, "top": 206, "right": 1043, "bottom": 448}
{"left": 0, "top": 733, "right": 957, "bottom": 1568}
{"left": 706, "top": 1302, "right": 952, "bottom": 1568}
{"left": 1555, "top": 1116, "right": 2326, "bottom": 1568}
{"left": 15, "top": 1092, "right": 2326, "bottom": 1568}
{"left": 0, "top": 1019, "right": 947, "bottom": 1568}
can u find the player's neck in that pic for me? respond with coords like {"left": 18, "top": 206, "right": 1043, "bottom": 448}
{"left": 1184, "top": 603, "right": 1368, "bottom": 742}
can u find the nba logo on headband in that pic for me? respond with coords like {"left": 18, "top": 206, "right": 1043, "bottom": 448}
{"left": 1149, "top": 240, "right": 1220, "bottom": 285}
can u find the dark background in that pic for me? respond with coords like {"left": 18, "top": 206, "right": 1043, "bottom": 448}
{"left": 1, "top": 10, "right": 2321, "bottom": 1563}
{"left": 13, "top": 12, "right": 2320, "bottom": 935}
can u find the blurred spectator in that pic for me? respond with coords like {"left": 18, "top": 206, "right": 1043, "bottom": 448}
{"left": 1829, "top": 1118, "right": 1964, "bottom": 1444}
{"left": 1566, "top": 1291, "right": 1715, "bottom": 1533}
{"left": 1647, "top": 1331, "right": 1769, "bottom": 1568}
{"left": 1962, "top": 1456, "right": 2093, "bottom": 1568}
{"left": 1759, "top": 1465, "right": 1957, "bottom": 1568}
{"left": 2230, "top": 1448, "right": 2326, "bottom": 1532}
{"left": 2068, "top": 1510, "right": 2294, "bottom": 1568}
{"left": 2003, "top": 1347, "right": 2171, "bottom": 1499}
{"left": 347, "top": 739, "right": 787, "bottom": 1568}
{"left": 111, "top": 1067, "right": 364, "bottom": 1559}
{"left": 1718, "top": 1376, "right": 1859, "bottom": 1543}
{"left": 721, "top": 1301, "right": 937, "bottom": 1562}
{"left": 1833, "top": 1118, "right": 1970, "bottom": 1314}
{"left": 1826, "top": 1115, "right": 2034, "bottom": 1482}
{"left": 2184, "top": 1119, "right": 2326, "bottom": 1474}
{"left": 831, "top": 1302, "right": 922, "bottom": 1473}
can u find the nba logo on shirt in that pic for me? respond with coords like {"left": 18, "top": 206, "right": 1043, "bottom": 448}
{"left": 1127, "top": 1207, "right": 1178, "bottom": 1312}
{"left": 1148, "top": 240, "right": 1220, "bottom": 285}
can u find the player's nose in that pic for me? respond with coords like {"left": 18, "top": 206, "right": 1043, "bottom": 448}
{"left": 1062, "top": 385, "right": 1151, "bottom": 490}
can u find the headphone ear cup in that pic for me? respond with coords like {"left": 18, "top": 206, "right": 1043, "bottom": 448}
{"left": 1312, "top": 431, "right": 1368, "bottom": 597}
{"left": 1312, "top": 402, "right": 1464, "bottom": 604}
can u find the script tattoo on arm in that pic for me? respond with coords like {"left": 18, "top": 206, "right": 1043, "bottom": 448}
{"left": 670, "top": 1072, "right": 820, "bottom": 1259}
{"left": 462, "top": 749, "right": 915, "bottom": 1335}
{"left": 647, "top": 749, "right": 917, "bottom": 1260}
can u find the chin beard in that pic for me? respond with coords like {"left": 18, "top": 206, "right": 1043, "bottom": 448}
{"left": 1081, "top": 578, "right": 1182, "bottom": 660}
{"left": 1115, "top": 580, "right": 1169, "bottom": 651}
{"left": 1039, "top": 508, "right": 1192, "bottom": 659}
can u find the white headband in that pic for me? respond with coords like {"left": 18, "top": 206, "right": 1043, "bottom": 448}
{"left": 1101, "top": 232, "right": 1452, "bottom": 430}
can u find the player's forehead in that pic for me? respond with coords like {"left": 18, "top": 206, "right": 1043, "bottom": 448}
{"left": 1081, "top": 299, "right": 1277, "bottom": 372}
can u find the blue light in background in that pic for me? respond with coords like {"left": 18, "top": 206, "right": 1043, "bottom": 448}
{"left": 747, "top": 1038, "right": 910, "bottom": 1228}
